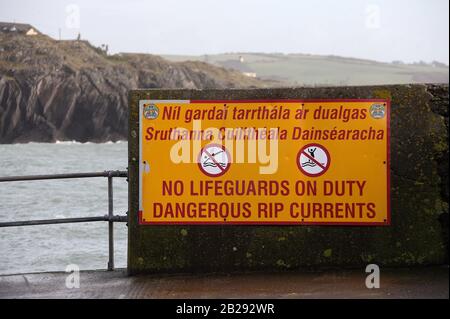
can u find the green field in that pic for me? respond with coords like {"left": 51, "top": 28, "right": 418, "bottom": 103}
{"left": 163, "top": 53, "right": 449, "bottom": 86}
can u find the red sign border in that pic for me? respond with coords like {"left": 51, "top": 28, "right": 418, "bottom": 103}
{"left": 139, "top": 98, "right": 391, "bottom": 226}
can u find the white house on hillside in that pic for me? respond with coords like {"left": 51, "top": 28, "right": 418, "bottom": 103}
{"left": 0, "top": 22, "right": 40, "bottom": 36}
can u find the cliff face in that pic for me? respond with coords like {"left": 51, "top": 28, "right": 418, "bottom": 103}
{"left": 0, "top": 32, "right": 269, "bottom": 143}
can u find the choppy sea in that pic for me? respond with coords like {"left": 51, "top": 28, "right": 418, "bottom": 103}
{"left": 0, "top": 141, "right": 128, "bottom": 275}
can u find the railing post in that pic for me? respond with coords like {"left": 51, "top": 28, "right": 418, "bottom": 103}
{"left": 107, "top": 174, "right": 114, "bottom": 271}
{"left": 0, "top": 170, "right": 128, "bottom": 271}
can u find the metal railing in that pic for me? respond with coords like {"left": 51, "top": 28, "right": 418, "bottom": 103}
{"left": 0, "top": 170, "right": 128, "bottom": 271}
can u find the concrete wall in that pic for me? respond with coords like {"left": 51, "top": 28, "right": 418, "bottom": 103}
{"left": 128, "top": 84, "right": 448, "bottom": 274}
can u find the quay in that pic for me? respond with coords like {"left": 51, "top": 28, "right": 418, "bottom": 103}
{"left": 0, "top": 267, "right": 448, "bottom": 299}
{"left": 1, "top": 85, "right": 448, "bottom": 300}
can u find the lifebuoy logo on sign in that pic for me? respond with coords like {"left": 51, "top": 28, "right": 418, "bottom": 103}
{"left": 370, "top": 103, "right": 386, "bottom": 119}
{"left": 143, "top": 103, "right": 159, "bottom": 120}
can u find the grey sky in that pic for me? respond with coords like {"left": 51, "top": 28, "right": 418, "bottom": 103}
{"left": 0, "top": 0, "right": 448, "bottom": 64}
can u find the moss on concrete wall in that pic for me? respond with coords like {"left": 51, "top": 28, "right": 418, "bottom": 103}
{"left": 128, "top": 84, "right": 449, "bottom": 274}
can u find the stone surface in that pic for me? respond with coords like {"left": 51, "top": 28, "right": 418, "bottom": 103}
{"left": 0, "top": 267, "right": 448, "bottom": 299}
{"left": 128, "top": 85, "right": 449, "bottom": 273}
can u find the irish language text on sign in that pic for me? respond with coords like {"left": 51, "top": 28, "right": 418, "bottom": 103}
{"left": 138, "top": 99, "right": 390, "bottom": 225}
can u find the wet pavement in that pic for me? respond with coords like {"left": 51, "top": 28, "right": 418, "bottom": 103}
{"left": 0, "top": 266, "right": 448, "bottom": 299}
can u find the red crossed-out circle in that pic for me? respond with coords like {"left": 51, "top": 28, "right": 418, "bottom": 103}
{"left": 296, "top": 143, "right": 331, "bottom": 177}
{"left": 197, "top": 144, "right": 231, "bottom": 178}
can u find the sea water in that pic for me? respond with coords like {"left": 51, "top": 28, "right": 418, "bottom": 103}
{"left": 0, "top": 141, "right": 128, "bottom": 275}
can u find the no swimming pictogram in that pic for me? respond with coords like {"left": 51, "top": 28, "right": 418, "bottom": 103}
{"left": 297, "top": 143, "right": 331, "bottom": 177}
{"left": 198, "top": 144, "right": 231, "bottom": 177}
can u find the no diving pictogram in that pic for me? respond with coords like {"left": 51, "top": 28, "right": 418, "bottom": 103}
{"left": 297, "top": 143, "right": 331, "bottom": 177}
{"left": 198, "top": 144, "right": 231, "bottom": 177}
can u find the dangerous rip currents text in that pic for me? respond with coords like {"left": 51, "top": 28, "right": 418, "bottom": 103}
{"left": 151, "top": 179, "right": 378, "bottom": 222}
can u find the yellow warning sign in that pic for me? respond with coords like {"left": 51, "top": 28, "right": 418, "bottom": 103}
{"left": 138, "top": 99, "right": 390, "bottom": 225}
